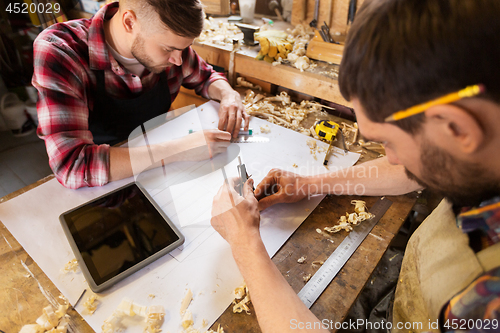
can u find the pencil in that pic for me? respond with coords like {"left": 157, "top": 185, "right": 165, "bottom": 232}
{"left": 384, "top": 84, "right": 485, "bottom": 122}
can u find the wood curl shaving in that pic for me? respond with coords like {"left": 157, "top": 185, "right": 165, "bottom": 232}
{"left": 83, "top": 295, "right": 99, "bottom": 315}
{"left": 232, "top": 282, "right": 252, "bottom": 315}
{"left": 236, "top": 77, "right": 262, "bottom": 91}
{"left": 284, "top": 24, "right": 317, "bottom": 72}
{"left": 312, "top": 260, "right": 324, "bottom": 268}
{"left": 101, "top": 298, "right": 165, "bottom": 333}
{"left": 19, "top": 301, "right": 70, "bottom": 333}
{"left": 243, "top": 90, "right": 322, "bottom": 135}
{"left": 324, "top": 200, "right": 374, "bottom": 234}
{"left": 61, "top": 258, "right": 79, "bottom": 273}
{"left": 196, "top": 17, "right": 242, "bottom": 46}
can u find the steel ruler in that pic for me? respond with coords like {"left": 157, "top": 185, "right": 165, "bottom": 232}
{"left": 298, "top": 196, "right": 393, "bottom": 308}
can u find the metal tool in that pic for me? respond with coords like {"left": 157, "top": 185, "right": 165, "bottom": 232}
{"left": 235, "top": 23, "right": 260, "bottom": 45}
{"left": 347, "top": 0, "right": 357, "bottom": 28}
{"left": 298, "top": 197, "right": 393, "bottom": 308}
{"left": 236, "top": 156, "right": 249, "bottom": 195}
{"left": 321, "top": 21, "right": 340, "bottom": 44}
{"left": 231, "top": 136, "right": 269, "bottom": 143}
{"left": 309, "top": 0, "right": 319, "bottom": 27}
{"left": 232, "top": 128, "right": 270, "bottom": 143}
{"left": 314, "top": 120, "right": 347, "bottom": 165}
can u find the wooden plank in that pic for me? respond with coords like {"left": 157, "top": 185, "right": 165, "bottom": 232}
{"left": 306, "top": 31, "right": 344, "bottom": 64}
{"left": 193, "top": 42, "right": 232, "bottom": 70}
{"left": 234, "top": 53, "right": 352, "bottom": 107}
{"left": 292, "top": 0, "right": 334, "bottom": 26}
{"left": 171, "top": 87, "right": 210, "bottom": 110}
{"left": 292, "top": 0, "right": 366, "bottom": 35}
{"left": 201, "top": 0, "right": 230, "bottom": 15}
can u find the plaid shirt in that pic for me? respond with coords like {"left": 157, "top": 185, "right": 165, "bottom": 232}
{"left": 442, "top": 196, "right": 500, "bottom": 332}
{"left": 32, "top": 2, "right": 226, "bottom": 189}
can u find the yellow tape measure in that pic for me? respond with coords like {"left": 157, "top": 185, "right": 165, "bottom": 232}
{"left": 314, "top": 120, "right": 347, "bottom": 166}
{"left": 314, "top": 120, "right": 340, "bottom": 141}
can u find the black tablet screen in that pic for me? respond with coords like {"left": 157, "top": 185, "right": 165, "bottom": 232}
{"left": 63, "top": 184, "right": 179, "bottom": 285}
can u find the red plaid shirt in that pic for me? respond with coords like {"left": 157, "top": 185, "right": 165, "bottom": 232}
{"left": 32, "top": 2, "right": 226, "bottom": 189}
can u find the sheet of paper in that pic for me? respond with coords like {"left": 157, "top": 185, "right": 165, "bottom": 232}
{"left": 0, "top": 101, "right": 359, "bottom": 332}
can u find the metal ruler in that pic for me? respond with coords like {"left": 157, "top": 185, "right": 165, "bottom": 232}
{"left": 232, "top": 136, "right": 269, "bottom": 143}
{"left": 298, "top": 197, "right": 393, "bottom": 308}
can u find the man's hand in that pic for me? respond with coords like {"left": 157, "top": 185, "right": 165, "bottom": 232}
{"left": 255, "top": 169, "right": 312, "bottom": 211}
{"left": 169, "top": 129, "right": 231, "bottom": 162}
{"left": 211, "top": 178, "right": 261, "bottom": 249}
{"left": 218, "top": 89, "right": 249, "bottom": 138}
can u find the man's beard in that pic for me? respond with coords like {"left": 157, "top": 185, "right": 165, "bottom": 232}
{"left": 405, "top": 140, "right": 499, "bottom": 207}
{"left": 131, "top": 34, "right": 170, "bottom": 74}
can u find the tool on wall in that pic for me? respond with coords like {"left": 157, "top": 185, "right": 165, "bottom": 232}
{"left": 319, "top": 21, "right": 339, "bottom": 44}
{"left": 309, "top": 0, "right": 319, "bottom": 27}
{"left": 268, "top": 0, "right": 284, "bottom": 21}
{"left": 347, "top": 0, "right": 357, "bottom": 30}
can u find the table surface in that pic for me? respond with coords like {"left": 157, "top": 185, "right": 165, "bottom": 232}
{"left": 0, "top": 109, "right": 417, "bottom": 332}
{"left": 0, "top": 65, "right": 415, "bottom": 333}
{"left": 0, "top": 174, "right": 417, "bottom": 333}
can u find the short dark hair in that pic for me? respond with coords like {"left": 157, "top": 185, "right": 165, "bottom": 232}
{"left": 339, "top": 0, "right": 500, "bottom": 133}
{"left": 146, "top": 0, "right": 205, "bottom": 38}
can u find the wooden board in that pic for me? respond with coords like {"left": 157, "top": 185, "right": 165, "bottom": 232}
{"left": 306, "top": 30, "right": 344, "bottom": 64}
{"left": 0, "top": 175, "right": 417, "bottom": 333}
{"left": 234, "top": 53, "right": 352, "bottom": 107}
{"left": 201, "top": 0, "right": 230, "bottom": 15}
{"left": 291, "top": 0, "right": 367, "bottom": 35}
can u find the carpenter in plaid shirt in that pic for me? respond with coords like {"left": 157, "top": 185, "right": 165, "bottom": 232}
{"left": 32, "top": 0, "right": 248, "bottom": 189}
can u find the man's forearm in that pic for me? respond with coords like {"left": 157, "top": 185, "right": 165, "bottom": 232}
{"left": 232, "top": 238, "right": 328, "bottom": 333}
{"left": 109, "top": 142, "right": 177, "bottom": 182}
{"left": 308, "top": 156, "right": 423, "bottom": 196}
{"left": 207, "top": 79, "right": 236, "bottom": 101}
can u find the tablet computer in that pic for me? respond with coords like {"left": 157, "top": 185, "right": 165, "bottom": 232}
{"left": 60, "top": 182, "right": 184, "bottom": 293}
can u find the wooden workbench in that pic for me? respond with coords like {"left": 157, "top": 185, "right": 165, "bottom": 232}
{"left": 0, "top": 19, "right": 416, "bottom": 333}
{"left": 0, "top": 168, "right": 417, "bottom": 333}
{"left": 171, "top": 17, "right": 351, "bottom": 111}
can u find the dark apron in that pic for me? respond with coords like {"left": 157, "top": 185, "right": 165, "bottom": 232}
{"left": 89, "top": 70, "right": 171, "bottom": 145}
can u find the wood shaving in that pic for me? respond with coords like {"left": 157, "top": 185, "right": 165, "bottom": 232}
{"left": 83, "top": 295, "right": 99, "bottom": 315}
{"left": 19, "top": 302, "right": 70, "bottom": 333}
{"left": 297, "top": 256, "right": 307, "bottom": 264}
{"left": 316, "top": 228, "right": 322, "bottom": 234}
{"left": 292, "top": 163, "right": 298, "bottom": 168}
{"left": 303, "top": 274, "right": 312, "bottom": 282}
{"left": 146, "top": 305, "right": 165, "bottom": 333}
{"left": 232, "top": 282, "right": 251, "bottom": 315}
{"left": 236, "top": 77, "right": 262, "bottom": 91}
{"left": 180, "top": 289, "right": 193, "bottom": 315}
{"left": 284, "top": 24, "right": 317, "bottom": 72}
{"left": 312, "top": 261, "right": 324, "bottom": 268}
{"left": 61, "top": 258, "right": 79, "bottom": 273}
{"left": 234, "top": 283, "right": 246, "bottom": 300}
{"left": 259, "top": 124, "right": 271, "bottom": 134}
{"left": 324, "top": 200, "right": 374, "bottom": 234}
{"left": 182, "top": 310, "right": 194, "bottom": 329}
{"left": 351, "top": 200, "right": 368, "bottom": 214}
{"left": 197, "top": 17, "right": 242, "bottom": 46}
{"left": 101, "top": 298, "right": 164, "bottom": 333}
{"left": 244, "top": 90, "right": 322, "bottom": 135}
